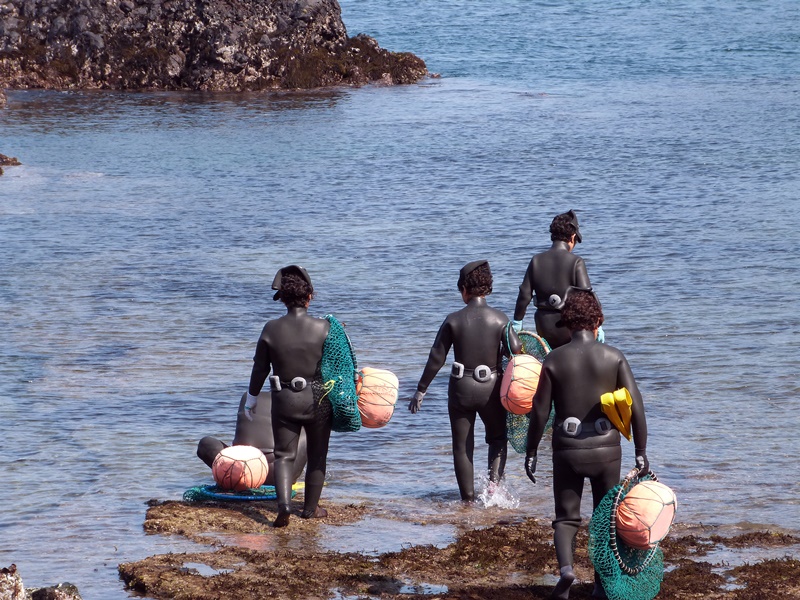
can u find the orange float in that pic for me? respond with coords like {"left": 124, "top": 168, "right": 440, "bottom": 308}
{"left": 500, "top": 354, "right": 542, "bottom": 415}
{"left": 356, "top": 367, "right": 399, "bottom": 428}
{"left": 616, "top": 480, "right": 677, "bottom": 550}
{"left": 212, "top": 445, "right": 269, "bottom": 491}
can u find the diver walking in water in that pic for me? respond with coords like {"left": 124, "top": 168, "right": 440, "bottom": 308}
{"left": 525, "top": 288, "right": 648, "bottom": 599}
{"left": 245, "top": 265, "right": 333, "bottom": 527}
{"left": 408, "top": 260, "right": 522, "bottom": 502}
{"left": 512, "top": 210, "right": 592, "bottom": 348}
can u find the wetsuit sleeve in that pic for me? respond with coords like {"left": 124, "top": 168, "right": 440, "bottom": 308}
{"left": 416, "top": 318, "right": 453, "bottom": 393}
{"left": 514, "top": 261, "right": 535, "bottom": 321}
{"left": 618, "top": 356, "right": 647, "bottom": 452}
{"left": 526, "top": 366, "right": 553, "bottom": 454}
{"left": 503, "top": 324, "right": 523, "bottom": 356}
{"left": 248, "top": 334, "right": 272, "bottom": 396}
{"left": 574, "top": 257, "right": 591, "bottom": 289}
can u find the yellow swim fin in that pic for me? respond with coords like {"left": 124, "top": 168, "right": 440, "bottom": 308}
{"left": 600, "top": 388, "right": 632, "bottom": 441}
{"left": 613, "top": 387, "right": 633, "bottom": 440}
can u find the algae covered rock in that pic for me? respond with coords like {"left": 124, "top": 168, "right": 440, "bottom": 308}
{"left": 0, "top": 0, "right": 427, "bottom": 91}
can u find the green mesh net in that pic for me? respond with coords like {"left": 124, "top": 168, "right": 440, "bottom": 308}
{"left": 505, "top": 329, "right": 553, "bottom": 454}
{"left": 320, "top": 314, "right": 361, "bottom": 432}
{"left": 588, "top": 469, "right": 665, "bottom": 600}
{"left": 182, "top": 484, "right": 298, "bottom": 502}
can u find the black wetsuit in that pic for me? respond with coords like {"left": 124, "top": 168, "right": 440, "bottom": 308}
{"left": 527, "top": 329, "right": 647, "bottom": 571}
{"left": 196, "top": 392, "right": 308, "bottom": 485}
{"left": 248, "top": 306, "right": 332, "bottom": 518}
{"left": 514, "top": 241, "right": 591, "bottom": 349}
{"left": 415, "top": 297, "right": 522, "bottom": 501}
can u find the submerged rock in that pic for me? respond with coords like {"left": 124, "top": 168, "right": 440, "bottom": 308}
{"left": 0, "top": 0, "right": 427, "bottom": 91}
{"left": 27, "top": 584, "right": 82, "bottom": 600}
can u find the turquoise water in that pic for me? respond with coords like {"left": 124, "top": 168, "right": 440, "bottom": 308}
{"left": 1, "top": 0, "right": 799, "bottom": 597}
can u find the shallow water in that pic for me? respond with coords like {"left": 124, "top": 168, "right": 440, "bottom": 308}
{"left": 1, "top": 0, "right": 799, "bottom": 597}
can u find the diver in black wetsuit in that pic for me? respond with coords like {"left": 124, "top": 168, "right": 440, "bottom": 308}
{"left": 196, "top": 391, "right": 308, "bottom": 486}
{"left": 525, "top": 288, "right": 648, "bottom": 600}
{"left": 408, "top": 260, "right": 522, "bottom": 502}
{"left": 245, "top": 265, "right": 333, "bottom": 527}
{"left": 512, "top": 210, "right": 592, "bottom": 349}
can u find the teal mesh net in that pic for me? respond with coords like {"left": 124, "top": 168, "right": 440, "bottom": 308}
{"left": 505, "top": 329, "right": 553, "bottom": 454}
{"left": 182, "top": 484, "right": 297, "bottom": 502}
{"left": 588, "top": 469, "right": 665, "bottom": 600}
{"left": 320, "top": 314, "right": 361, "bottom": 432}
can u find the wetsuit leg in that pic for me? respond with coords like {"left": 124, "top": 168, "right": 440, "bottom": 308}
{"left": 552, "top": 450, "right": 584, "bottom": 569}
{"left": 197, "top": 436, "right": 227, "bottom": 468}
{"left": 272, "top": 413, "right": 303, "bottom": 515}
{"left": 588, "top": 449, "right": 621, "bottom": 599}
{"left": 300, "top": 402, "right": 333, "bottom": 518}
{"left": 448, "top": 400, "right": 477, "bottom": 501}
{"left": 478, "top": 395, "right": 507, "bottom": 484}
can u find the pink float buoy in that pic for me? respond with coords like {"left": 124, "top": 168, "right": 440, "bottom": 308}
{"left": 212, "top": 445, "right": 269, "bottom": 491}
{"left": 356, "top": 367, "right": 399, "bottom": 428}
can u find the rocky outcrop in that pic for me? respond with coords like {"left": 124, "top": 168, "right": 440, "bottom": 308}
{"left": 0, "top": 565, "right": 81, "bottom": 600}
{"left": 0, "top": 152, "right": 20, "bottom": 175}
{"left": 0, "top": 0, "right": 427, "bottom": 91}
{"left": 0, "top": 565, "right": 24, "bottom": 600}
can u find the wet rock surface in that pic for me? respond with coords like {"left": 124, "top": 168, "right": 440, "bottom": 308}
{"left": 120, "top": 498, "right": 800, "bottom": 600}
{"left": 0, "top": 152, "right": 21, "bottom": 175}
{"left": 0, "top": 0, "right": 427, "bottom": 91}
{"left": 0, "top": 565, "right": 82, "bottom": 600}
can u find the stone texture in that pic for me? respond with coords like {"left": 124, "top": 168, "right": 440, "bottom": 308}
{"left": 0, "top": 565, "right": 24, "bottom": 600}
{"left": 0, "top": 0, "right": 427, "bottom": 90}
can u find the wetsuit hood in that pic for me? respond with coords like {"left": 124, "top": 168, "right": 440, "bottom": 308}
{"left": 551, "top": 210, "right": 582, "bottom": 244}
{"left": 563, "top": 209, "right": 582, "bottom": 243}
{"left": 457, "top": 259, "right": 489, "bottom": 290}
{"left": 272, "top": 265, "right": 313, "bottom": 301}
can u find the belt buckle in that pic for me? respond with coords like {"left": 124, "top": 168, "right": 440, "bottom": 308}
{"left": 290, "top": 377, "right": 307, "bottom": 392}
{"left": 562, "top": 417, "right": 582, "bottom": 437}
{"left": 595, "top": 418, "right": 613, "bottom": 434}
{"left": 473, "top": 365, "right": 492, "bottom": 383}
{"left": 451, "top": 362, "right": 465, "bottom": 380}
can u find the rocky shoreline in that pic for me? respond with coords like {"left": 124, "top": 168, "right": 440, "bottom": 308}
{"left": 0, "top": 0, "right": 427, "bottom": 92}
{"left": 117, "top": 497, "right": 800, "bottom": 600}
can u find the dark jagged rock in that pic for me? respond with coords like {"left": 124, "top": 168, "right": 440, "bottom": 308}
{"left": 27, "top": 584, "right": 82, "bottom": 600}
{"left": 0, "top": 153, "right": 20, "bottom": 175}
{"left": 0, "top": 0, "right": 427, "bottom": 91}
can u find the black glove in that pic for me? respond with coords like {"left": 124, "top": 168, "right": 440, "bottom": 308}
{"left": 635, "top": 450, "right": 649, "bottom": 477}
{"left": 525, "top": 452, "right": 537, "bottom": 484}
{"left": 408, "top": 390, "right": 425, "bottom": 414}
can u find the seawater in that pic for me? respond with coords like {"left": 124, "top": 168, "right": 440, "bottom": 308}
{"left": 1, "top": 0, "right": 798, "bottom": 597}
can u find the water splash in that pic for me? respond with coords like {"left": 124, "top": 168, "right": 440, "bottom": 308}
{"left": 478, "top": 475, "right": 520, "bottom": 509}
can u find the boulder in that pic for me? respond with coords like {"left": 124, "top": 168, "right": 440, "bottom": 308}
{"left": 0, "top": 0, "right": 427, "bottom": 90}
{"left": 0, "top": 565, "right": 24, "bottom": 600}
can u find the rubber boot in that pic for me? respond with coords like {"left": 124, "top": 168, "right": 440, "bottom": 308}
{"left": 273, "top": 504, "right": 292, "bottom": 528}
{"left": 487, "top": 440, "right": 508, "bottom": 483}
{"left": 300, "top": 482, "right": 327, "bottom": 519}
{"left": 591, "top": 570, "right": 608, "bottom": 599}
{"left": 551, "top": 565, "right": 576, "bottom": 600}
